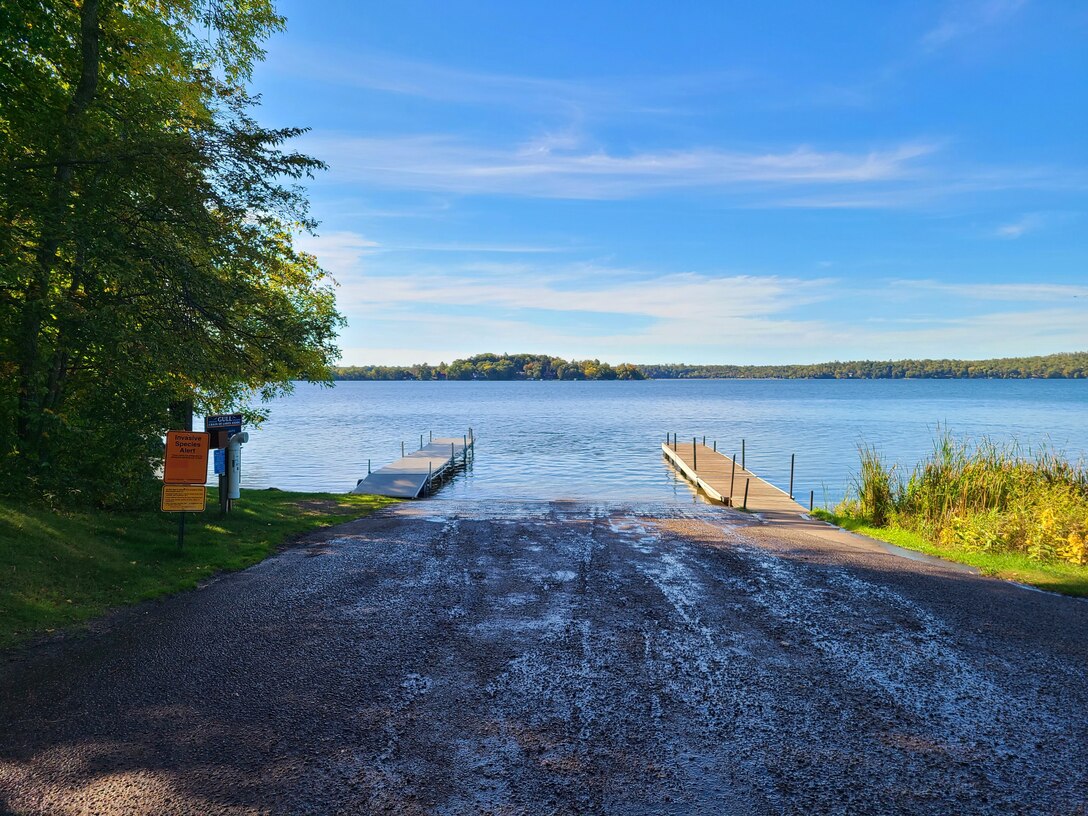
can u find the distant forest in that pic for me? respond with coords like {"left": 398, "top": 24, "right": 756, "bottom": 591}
{"left": 333, "top": 351, "right": 1088, "bottom": 381}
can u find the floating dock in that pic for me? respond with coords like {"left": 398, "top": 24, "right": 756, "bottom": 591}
{"left": 662, "top": 437, "right": 808, "bottom": 518}
{"left": 353, "top": 432, "right": 474, "bottom": 498}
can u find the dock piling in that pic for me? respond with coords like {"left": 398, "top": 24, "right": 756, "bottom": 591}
{"left": 713, "top": 440, "right": 717, "bottom": 452}
{"left": 368, "top": 459, "right": 371, "bottom": 475}
{"left": 743, "top": 478, "right": 750, "bottom": 510}
{"left": 810, "top": 490, "right": 814, "bottom": 512}
{"left": 730, "top": 455, "right": 736, "bottom": 499}
{"left": 420, "top": 434, "right": 424, "bottom": 450}
{"left": 693, "top": 437, "right": 697, "bottom": 471}
{"left": 742, "top": 439, "right": 746, "bottom": 470}
{"left": 401, "top": 441, "right": 405, "bottom": 457}
{"left": 789, "top": 453, "right": 795, "bottom": 499}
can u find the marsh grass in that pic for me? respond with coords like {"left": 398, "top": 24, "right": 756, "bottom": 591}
{"left": 837, "top": 430, "right": 1088, "bottom": 578}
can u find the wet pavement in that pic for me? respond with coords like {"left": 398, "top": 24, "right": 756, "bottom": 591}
{"left": 1, "top": 500, "right": 1087, "bottom": 815}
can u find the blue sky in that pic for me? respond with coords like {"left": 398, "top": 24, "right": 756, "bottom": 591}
{"left": 251, "top": 0, "right": 1087, "bottom": 365}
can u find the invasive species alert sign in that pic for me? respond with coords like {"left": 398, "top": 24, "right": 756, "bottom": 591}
{"left": 161, "top": 484, "right": 206, "bottom": 512}
{"left": 164, "top": 431, "right": 210, "bottom": 484}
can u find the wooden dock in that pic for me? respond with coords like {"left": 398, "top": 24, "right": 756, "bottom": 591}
{"left": 662, "top": 438, "right": 808, "bottom": 519}
{"left": 352, "top": 432, "right": 475, "bottom": 498}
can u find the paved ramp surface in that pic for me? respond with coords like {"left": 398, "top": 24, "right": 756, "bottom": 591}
{"left": 2, "top": 501, "right": 1087, "bottom": 815}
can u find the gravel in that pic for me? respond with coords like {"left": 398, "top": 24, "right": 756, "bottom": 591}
{"left": 2, "top": 500, "right": 1086, "bottom": 815}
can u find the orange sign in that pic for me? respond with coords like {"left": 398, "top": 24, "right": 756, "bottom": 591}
{"left": 163, "top": 431, "right": 210, "bottom": 484}
{"left": 161, "top": 484, "right": 206, "bottom": 512}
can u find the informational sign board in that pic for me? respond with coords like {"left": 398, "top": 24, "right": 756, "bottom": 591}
{"left": 213, "top": 448, "right": 226, "bottom": 475}
{"left": 163, "top": 431, "right": 210, "bottom": 484}
{"left": 161, "top": 484, "right": 206, "bottom": 512}
{"left": 205, "top": 413, "right": 243, "bottom": 449}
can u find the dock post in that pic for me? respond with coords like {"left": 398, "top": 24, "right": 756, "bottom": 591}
{"left": 743, "top": 479, "right": 750, "bottom": 510}
{"left": 702, "top": 435, "right": 705, "bottom": 446}
{"left": 790, "top": 453, "right": 795, "bottom": 499}
{"left": 451, "top": 442, "right": 455, "bottom": 465}
{"left": 713, "top": 440, "right": 717, "bottom": 452}
{"left": 420, "top": 434, "right": 424, "bottom": 450}
{"left": 810, "top": 490, "right": 814, "bottom": 512}
{"left": 693, "top": 438, "right": 697, "bottom": 471}
{"left": 368, "top": 458, "right": 371, "bottom": 475}
{"left": 402, "top": 441, "right": 405, "bottom": 457}
{"left": 742, "top": 439, "right": 745, "bottom": 470}
{"left": 730, "top": 455, "right": 736, "bottom": 499}
{"left": 427, "top": 462, "right": 432, "bottom": 496}
{"left": 463, "top": 434, "right": 468, "bottom": 463}
{"left": 430, "top": 430, "right": 433, "bottom": 442}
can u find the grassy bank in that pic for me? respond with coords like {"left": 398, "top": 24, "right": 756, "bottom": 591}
{"left": 0, "top": 488, "right": 396, "bottom": 648}
{"left": 822, "top": 433, "right": 1088, "bottom": 597}
{"left": 812, "top": 509, "right": 1088, "bottom": 596}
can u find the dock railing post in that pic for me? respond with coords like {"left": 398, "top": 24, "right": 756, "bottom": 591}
{"left": 692, "top": 437, "right": 697, "bottom": 472}
{"left": 451, "top": 442, "right": 455, "bottom": 465}
{"left": 702, "top": 435, "right": 705, "bottom": 446}
{"left": 368, "top": 458, "right": 371, "bottom": 475}
{"left": 743, "top": 478, "right": 750, "bottom": 510}
{"left": 713, "top": 440, "right": 717, "bottom": 452}
{"left": 463, "top": 434, "right": 468, "bottom": 463}
{"left": 730, "top": 455, "right": 736, "bottom": 499}
{"left": 401, "top": 441, "right": 405, "bottom": 457}
{"left": 430, "top": 430, "right": 433, "bottom": 442}
{"left": 420, "top": 434, "right": 424, "bottom": 450}
{"left": 790, "top": 453, "right": 795, "bottom": 499}
{"left": 810, "top": 490, "right": 814, "bottom": 512}
{"left": 742, "top": 439, "right": 745, "bottom": 470}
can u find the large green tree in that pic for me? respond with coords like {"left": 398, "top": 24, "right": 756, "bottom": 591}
{"left": 1, "top": 0, "right": 341, "bottom": 505}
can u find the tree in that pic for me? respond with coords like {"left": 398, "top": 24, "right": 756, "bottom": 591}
{"left": 0, "top": 0, "right": 342, "bottom": 505}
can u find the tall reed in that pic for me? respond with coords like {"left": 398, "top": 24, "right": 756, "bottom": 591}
{"left": 842, "top": 430, "right": 1088, "bottom": 565}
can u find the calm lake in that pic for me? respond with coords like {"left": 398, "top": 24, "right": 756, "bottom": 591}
{"left": 223, "top": 379, "right": 1088, "bottom": 508}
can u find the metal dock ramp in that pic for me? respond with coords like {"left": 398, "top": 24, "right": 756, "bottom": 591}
{"left": 352, "top": 432, "right": 474, "bottom": 498}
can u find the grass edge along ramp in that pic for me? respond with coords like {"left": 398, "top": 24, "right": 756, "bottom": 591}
{"left": 0, "top": 488, "right": 396, "bottom": 649}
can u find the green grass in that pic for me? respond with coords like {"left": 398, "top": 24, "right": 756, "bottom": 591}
{"left": 812, "top": 508, "right": 1088, "bottom": 597}
{"left": 0, "top": 488, "right": 396, "bottom": 648}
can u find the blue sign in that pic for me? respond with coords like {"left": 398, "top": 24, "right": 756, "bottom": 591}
{"left": 213, "top": 448, "right": 226, "bottom": 475}
{"left": 205, "top": 413, "right": 243, "bottom": 434}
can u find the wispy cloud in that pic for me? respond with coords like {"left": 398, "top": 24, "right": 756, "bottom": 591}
{"left": 994, "top": 213, "right": 1045, "bottom": 238}
{"left": 271, "top": 47, "right": 750, "bottom": 118}
{"left": 304, "top": 133, "right": 938, "bottom": 200}
{"left": 890, "top": 279, "right": 1088, "bottom": 302}
{"left": 921, "top": 0, "right": 1028, "bottom": 50}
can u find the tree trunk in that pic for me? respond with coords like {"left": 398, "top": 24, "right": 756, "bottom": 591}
{"left": 16, "top": 0, "right": 105, "bottom": 457}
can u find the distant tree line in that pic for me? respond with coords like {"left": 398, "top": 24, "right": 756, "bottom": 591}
{"left": 333, "top": 352, "right": 1088, "bottom": 381}
{"left": 335, "top": 354, "right": 645, "bottom": 381}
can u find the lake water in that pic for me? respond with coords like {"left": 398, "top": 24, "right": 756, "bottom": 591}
{"left": 222, "top": 379, "right": 1088, "bottom": 508}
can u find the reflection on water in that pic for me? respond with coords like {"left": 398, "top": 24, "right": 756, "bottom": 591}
{"left": 210, "top": 379, "right": 1088, "bottom": 507}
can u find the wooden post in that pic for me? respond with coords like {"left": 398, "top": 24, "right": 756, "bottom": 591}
{"left": 742, "top": 439, "right": 745, "bottom": 470}
{"left": 420, "top": 434, "right": 424, "bottom": 450}
{"left": 368, "top": 458, "right": 371, "bottom": 475}
{"left": 743, "top": 479, "right": 750, "bottom": 510}
{"left": 463, "top": 434, "right": 468, "bottom": 463}
{"left": 702, "top": 435, "right": 705, "bottom": 446}
{"left": 401, "top": 441, "right": 405, "bottom": 457}
{"left": 713, "top": 440, "right": 717, "bottom": 452}
{"left": 692, "top": 437, "right": 697, "bottom": 472}
{"left": 810, "top": 490, "right": 814, "bottom": 512}
{"left": 730, "top": 455, "right": 736, "bottom": 498}
{"left": 451, "top": 442, "right": 455, "bottom": 464}
{"left": 790, "top": 453, "right": 795, "bottom": 499}
{"left": 429, "top": 430, "right": 433, "bottom": 442}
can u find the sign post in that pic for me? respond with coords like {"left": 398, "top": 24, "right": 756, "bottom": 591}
{"left": 205, "top": 414, "right": 244, "bottom": 514}
{"left": 162, "top": 430, "right": 210, "bottom": 548}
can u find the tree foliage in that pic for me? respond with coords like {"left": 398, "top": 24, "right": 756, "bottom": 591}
{"left": 1, "top": 0, "right": 341, "bottom": 506}
{"left": 333, "top": 351, "right": 1087, "bottom": 382}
